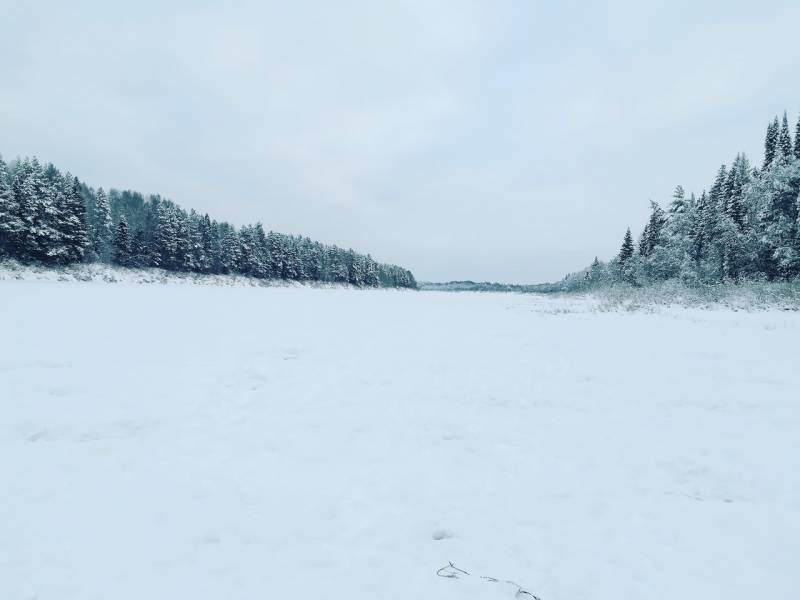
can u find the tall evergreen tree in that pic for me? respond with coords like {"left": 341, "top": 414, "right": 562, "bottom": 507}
{"left": 129, "top": 228, "right": 149, "bottom": 268}
{"left": 57, "top": 176, "right": 90, "bottom": 263}
{"left": 794, "top": 115, "right": 800, "bottom": 161}
{"left": 669, "top": 185, "right": 687, "bottom": 214}
{"left": 764, "top": 117, "right": 779, "bottom": 168}
{"left": 779, "top": 112, "right": 793, "bottom": 160}
{"left": 92, "top": 187, "right": 113, "bottom": 261}
{"left": 153, "top": 202, "right": 178, "bottom": 268}
{"left": 0, "top": 155, "right": 21, "bottom": 256}
{"left": 113, "top": 215, "right": 132, "bottom": 266}
{"left": 639, "top": 201, "right": 666, "bottom": 257}
{"left": 218, "top": 226, "right": 240, "bottom": 274}
{"left": 13, "top": 157, "right": 62, "bottom": 263}
{"left": 724, "top": 155, "right": 749, "bottom": 229}
{"left": 618, "top": 228, "right": 634, "bottom": 263}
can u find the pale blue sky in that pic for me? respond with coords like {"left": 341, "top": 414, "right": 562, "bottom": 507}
{"left": 2, "top": 0, "right": 799, "bottom": 281}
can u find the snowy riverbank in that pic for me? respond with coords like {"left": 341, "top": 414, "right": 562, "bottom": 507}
{"left": 0, "top": 259, "right": 394, "bottom": 290}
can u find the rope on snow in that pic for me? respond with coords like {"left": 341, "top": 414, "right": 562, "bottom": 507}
{"left": 436, "top": 561, "right": 542, "bottom": 599}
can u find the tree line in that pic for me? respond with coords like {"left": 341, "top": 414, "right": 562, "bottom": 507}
{"left": 558, "top": 111, "right": 800, "bottom": 290}
{"left": 0, "top": 155, "right": 416, "bottom": 288}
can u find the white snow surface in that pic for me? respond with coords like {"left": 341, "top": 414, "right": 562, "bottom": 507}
{"left": 2, "top": 281, "right": 799, "bottom": 600}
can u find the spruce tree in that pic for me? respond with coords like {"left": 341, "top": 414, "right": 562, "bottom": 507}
{"left": 113, "top": 216, "right": 132, "bottom": 266}
{"left": 218, "top": 226, "right": 240, "bottom": 274}
{"left": 153, "top": 202, "right": 178, "bottom": 269}
{"left": 92, "top": 187, "right": 113, "bottom": 261}
{"left": 725, "top": 156, "right": 747, "bottom": 229}
{"left": 57, "top": 176, "right": 90, "bottom": 263}
{"left": 710, "top": 164, "right": 728, "bottom": 207}
{"left": 130, "top": 229, "right": 149, "bottom": 268}
{"left": 364, "top": 254, "right": 379, "bottom": 287}
{"left": 764, "top": 117, "right": 778, "bottom": 168}
{"left": 794, "top": 115, "right": 800, "bottom": 161}
{"left": 690, "top": 191, "right": 708, "bottom": 260}
{"left": 669, "top": 185, "right": 686, "bottom": 214}
{"left": 646, "top": 201, "right": 666, "bottom": 253}
{"left": 12, "top": 157, "right": 61, "bottom": 263}
{"left": 173, "top": 209, "right": 191, "bottom": 271}
{"left": 198, "top": 213, "right": 215, "bottom": 273}
{"left": 251, "top": 223, "right": 270, "bottom": 278}
{"left": 618, "top": 228, "right": 634, "bottom": 263}
{"left": 0, "top": 155, "right": 22, "bottom": 256}
{"left": 638, "top": 223, "right": 651, "bottom": 256}
{"left": 779, "top": 112, "right": 793, "bottom": 159}
{"left": 329, "top": 246, "right": 349, "bottom": 282}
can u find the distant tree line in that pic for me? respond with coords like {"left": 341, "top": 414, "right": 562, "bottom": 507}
{"left": 558, "top": 111, "right": 800, "bottom": 290}
{"left": 0, "top": 155, "right": 416, "bottom": 288}
{"left": 419, "top": 280, "right": 544, "bottom": 293}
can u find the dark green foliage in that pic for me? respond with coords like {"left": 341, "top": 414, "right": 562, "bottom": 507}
{"left": 794, "top": 116, "right": 800, "bottom": 161}
{"left": 562, "top": 111, "right": 800, "bottom": 289}
{"left": 113, "top": 216, "right": 132, "bottom": 266}
{"left": 0, "top": 155, "right": 21, "bottom": 256}
{"left": 0, "top": 152, "right": 416, "bottom": 288}
{"left": 57, "top": 176, "right": 90, "bottom": 263}
{"left": 764, "top": 117, "right": 779, "bottom": 168}
{"left": 618, "top": 228, "right": 634, "bottom": 263}
{"left": 779, "top": 112, "right": 793, "bottom": 159}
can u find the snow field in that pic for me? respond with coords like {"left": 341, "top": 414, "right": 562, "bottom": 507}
{"left": 2, "top": 281, "right": 799, "bottom": 599}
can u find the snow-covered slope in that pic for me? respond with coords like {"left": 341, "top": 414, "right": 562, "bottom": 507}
{"left": 0, "top": 259, "right": 350, "bottom": 288}
{"left": 2, "top": 281, "right": 798, "bottom": 600}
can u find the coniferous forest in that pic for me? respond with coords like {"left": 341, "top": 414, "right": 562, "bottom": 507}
{"left": 556, "top": 111, "right": 800, "bottom": 291}
{"left": 0, "top": 154, "right": 416, "bottom": 288}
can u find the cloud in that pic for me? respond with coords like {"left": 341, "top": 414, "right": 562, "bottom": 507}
{"left": 2, "top": 0, "right": 800, "bottom": 281}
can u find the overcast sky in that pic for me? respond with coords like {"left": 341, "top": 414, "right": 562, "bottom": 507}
{"left": 3, "top": 1, "right": 800, "bottom": 282}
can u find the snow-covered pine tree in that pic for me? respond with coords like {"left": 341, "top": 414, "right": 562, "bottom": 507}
{"left": 588, "top": 256, "right": 603, "bottom": 282}
{"left": 668, "top": 185, "right": 687, "bottom": 214}
{"left": 173, "top": 208, "right": 192, "bottom": 271}
{"left": 56, "top": 175, "right": 90, "bottom": 263}
{"left": 710, "top": 164, "right": 728, "bottom": 207}
{"left": 647, "top": 201, "right": 666, "bottom": 254}
{"left": 757, "top": 157, "right": 800, "bottom": 278}
{"left": 280, "top": 236, "right": 303, "bottom": 280}
{"left": 764, "top": 117, "right": 779, "bottom": 168}
{"left": 364, "top": 254, "right": 379, "bottom": 287}
{"left": 92, "top": 187, "right": 113, "bottom": 262}
{"left": 638, "top": 223, "right": 651, "bottom": 256}
{"left": 795, "top": 115, "right": 800, "bottom": 161}
{"left": 779, "top": 112, "right": 793, "bottom": 159}
{"left": 329, "top": 246, "right": 349, "bottom": 283}
{"left": 724, "top": 155, "right": 749, "bottom": 229}
{"left": 153, "top": 201, "right": 178, "bottom": 269}
{"left": 198, "top": 213, "right": 215, "bottom": 273}
{"left": 185, "top": 210, "right": 205, "bottom": 272}
{"left": 113, "top": 215, "right": 132, "bottom": 266}
{"left": 11, "top": 157, "right": 62, "bottom": 263}
{"left": 218, "top": 225, "right": 240, "bottom": 274}
{"left": 130, "top": 228, "right": 149, "bottom": 268}
{"left": 690, "top": 190, "right": 710, "bottom": 261}
{"left": 252, "top": 223, "right": 270, "bottom": 278}
{"left": 618, "top": 228, "right": 634, "bottom": 263}
{"left": 0, "top": 155, "right": 22, "bottom": 256}
{"left": 236, "top": 225, "right": 256, "bottom": 276}
{"left": 346, "top": 249, "right": 365, "bottom": 286}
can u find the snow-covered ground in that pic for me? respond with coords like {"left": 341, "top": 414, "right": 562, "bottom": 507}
{"left": 2, "top": 281, "right": 798, "bottom": 600}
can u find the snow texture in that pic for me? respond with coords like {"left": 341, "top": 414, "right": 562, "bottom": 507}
{"left": 0, "top": 259, "right": 353, "bottom": 289}
{"left": 2, "top": 281, "right": 799, "bottom": 599}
